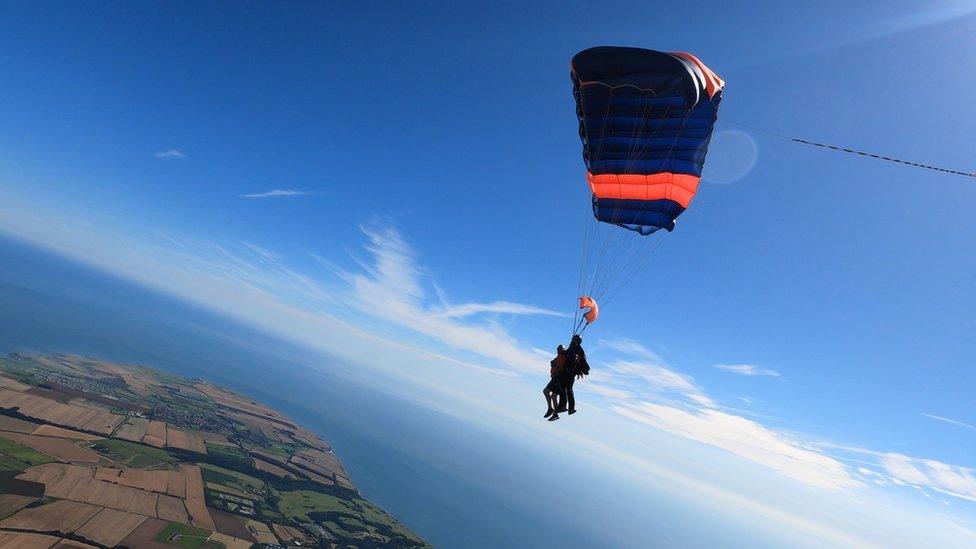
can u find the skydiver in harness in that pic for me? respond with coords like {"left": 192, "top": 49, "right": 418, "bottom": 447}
{"left": 558, "top": 334, "right": 589, "bottom": 416}
{"left": 544, "top": 345, "right": 567, "bottom": 421}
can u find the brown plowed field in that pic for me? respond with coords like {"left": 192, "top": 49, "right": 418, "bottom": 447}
{"left": 156, "top": 493, "right": 190, "bottom": 524}
{"left": 1, "top": 432, "right": 101, "bottom": 463}
{"left": 30, "top": 425, "right": 101, "bottom": 441}
{"left": 182, "top": 464, "right": 215, "bottom": 530}
{"left": 115, "top": 418, "right": 149, "bottom": 442}
{"left": 74, "top": 507, "right": 148, "bottom": 547}
{"left": 0, "top": 494, "right": 37, "bottom": 519}
{"left": 0, "top": 499, "right": 100, "bottom": 532}
{"left": 0, "top": 531, "right": 61, "bottom": 549}
{"left": 20, "top": 463, "right": 158, "bottom": 516}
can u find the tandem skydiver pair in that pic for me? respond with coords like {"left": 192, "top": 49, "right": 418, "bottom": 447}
{"left": 543, "top": 334, "right": 590, "bottom": 421}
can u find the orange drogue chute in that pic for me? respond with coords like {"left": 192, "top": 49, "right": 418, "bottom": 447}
{"left": 578, "top": 296, "right": 599, "bottom": 325}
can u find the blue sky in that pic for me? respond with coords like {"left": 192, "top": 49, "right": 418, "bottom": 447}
{"left": 2, "top": 1, "right": 976, "bottom": 546}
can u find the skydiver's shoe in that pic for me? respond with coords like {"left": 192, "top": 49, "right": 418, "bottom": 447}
{"left": 544, "top": 409, "right": 553, "bottom": 418}
{"left": 568, "top": 409, "right": 577, "bottom": 415}
{"left": 548, "top": 414, "right": 559, "bottom": 422}
{"left": 555, "top": 406, "right": 568, "bottom": 413}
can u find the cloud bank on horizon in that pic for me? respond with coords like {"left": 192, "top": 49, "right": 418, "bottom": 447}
{"left": 0, "top": 195, "right": 974, "bottom": 546}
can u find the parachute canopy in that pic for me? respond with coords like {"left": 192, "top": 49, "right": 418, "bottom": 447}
{"left": 571, "top": 47, "right": 724, "bottom": 235}
{"left": 578, "top": 296, "right": 599, "bottom": 325}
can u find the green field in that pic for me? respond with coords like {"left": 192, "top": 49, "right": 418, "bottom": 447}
{"left": 0, "top": 454, "right": 31, "bottom": 471}
{"left": 200, "top": 463, "right": 265, "bottom": 492}
{"left": 154, "top": 522, "right": 224, "bottom": 549}
{"left": 204, "top": 442, "right": 252, "bottom": 469}
{"left": 205, "top": 482, "right": 256, "bottom": 501}
{"left": 0, "top": 436, "right": 54, "bottom": 468}
{"left": 277, "top": 489, "right": 353, "bottom": 520}
{"left": 278, "top": 490, "right": 425, "bottom": 544}
{"left": 243, "top": 440, "right": 294, "bottom": 458}
{"left": 91, "top": 439, "right": 178, "bottom": 469}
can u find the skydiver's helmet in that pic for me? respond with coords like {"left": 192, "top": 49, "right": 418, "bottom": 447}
{"left": 572, "top": 335, "right": 582, "bottom": 344}
{"left": 556, "top": 345, "right": 566, "bottom": 354}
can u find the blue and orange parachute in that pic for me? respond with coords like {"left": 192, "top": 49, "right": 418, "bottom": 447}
{"left": 571, "top": 47, "right": 724, "bottom": 235}
{"left": 570, "top": 47, "right": 723, "bottom": 333}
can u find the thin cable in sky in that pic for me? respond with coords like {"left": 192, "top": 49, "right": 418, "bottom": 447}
{"left": 721, "top": 118, "right": 975, "bottom": 179}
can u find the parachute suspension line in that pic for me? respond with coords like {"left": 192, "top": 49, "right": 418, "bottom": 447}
{"left": 581, "top": 86, "right": 618, "bottom": 302}
{"left": 587, "top": 87, "right": 655, "bottom": 297}
{"left": 600, "top": 235, "right": 665, "bottom": 310}
{"left": 594, "top": 90, "right": 693, "bottom": 305}
{"left": 720, "top": 118, "right": 976, "bottom": 179}
{"left": 579, "top": 78, "right": 688, "bottom": 326}
{"left": 574, "top": 209, "right": 595, "bottom": 331}
{"left": 574, "top": 75, "right": 615, "bottom": 334}
{"left": 586, "top": 87, "right": 615, "bottom": 300}
{"left": 573, "top": 314, "right": 587, "bottom": 336}
{"left": 588, "top": 83, "right": 679, "bottom": 299}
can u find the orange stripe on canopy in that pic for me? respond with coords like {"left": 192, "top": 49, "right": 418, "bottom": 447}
{"left": 587, "top": 172, "right": 700, "bottom": 209}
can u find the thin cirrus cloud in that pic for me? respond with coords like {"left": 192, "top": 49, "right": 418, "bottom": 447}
{"left": 240, "top": 189, "right": 323, "bottom": 199}
{"left": 920, "top": 412, "right": 976, "bottom": 431}
{"left": 597, "top": 337, "right": 665, "bottom": 362}
{"left": 154, "top": 149, "right": 185, "bottom": 159}
{"left": 714, "top": 363, "right": 780, "bottom": 377}
{"left": 433, "top": 301, "right": 568, "bottom": 319}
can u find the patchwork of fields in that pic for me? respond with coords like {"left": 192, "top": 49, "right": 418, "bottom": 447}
{"left": 0, "top": 353, "right": 427, "bottom": 548}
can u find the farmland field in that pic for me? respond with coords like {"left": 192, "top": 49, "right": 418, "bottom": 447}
{"left": 204, "top": 443, "right": 251, "bottom": 469}
{"left": 200, "top": 463, "right": 264, "bottom": 492}
{"left": 91, "top": 438, "right": 179, "bottom": 469}
{"left": 154, "top": 522, "right": 224, "bottom": 549}
{"left": 277, "top": 489, "right": 352, "bottom": 520}
{"left": 0, "top": 499, "right": 101, "bottom": 532}
{"left": 0, "top": 435, "right": 54, "bottom": 467}
{"left": 0, "top": 454, "right": 30, "bottom": 472}
{"left": 1, "top": 432, "right": 101, "bottom": 462}
{"left": 75, "top": 507, "right": 148, "bottom": 546}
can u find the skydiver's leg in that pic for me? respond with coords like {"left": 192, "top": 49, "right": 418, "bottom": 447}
{"left": 544, "top": 386, "right": 555, "bottom": 418}
{"left": 546, "top": 380, "right": 562, "bottom": 419}
{"left": 567, "top": 380, "right": 576, "bottom": 414}
{"left": 555, "top": 384, "right": 568, "bottom": 413}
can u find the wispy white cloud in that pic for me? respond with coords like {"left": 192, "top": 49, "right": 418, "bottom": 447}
{"left": 714, "top": 363, "right": 780, "bottom": 377}
{"left": 337, "top": 224, "right": 553, "bottom": 373}
{"left": 586, "top": 338, "right": 863, "bottom": 491}
{"left": 434, "top": 301, "right": 568, "bottom": 319}
{"left": 607, "top": 360, "right": 707, "bottom": 402}
{"left": 597, "top": 337, "right": 664, "bottom": 362}
{"left": 154, "top": 149, "right": 185, "bottom": 159}
{"left": 241, "top": 241, "right": 279, "bottom": 261}
{"left": 818, "top": 443, "right": 976, "bottom": 504}
{"left": 613, "top": 402, "right": 861, "bottom": 490}
{"left": 240, "top": 189, "right": 322, "bottom": 198}
{"left": 588, "top": 347, "right": 859, "bottom": 491}
{"left": 885, "top": 454, "right": 976, "bottom": 503}
{"left": 920, "top": 412, "right": 976, "bottom": 431}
